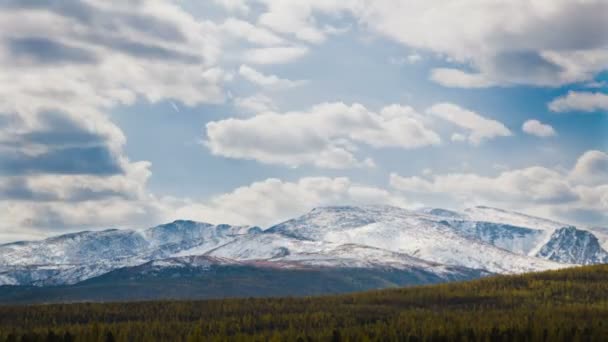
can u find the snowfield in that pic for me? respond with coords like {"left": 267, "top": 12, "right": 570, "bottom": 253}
{"left": 0, "top": 205, "right": 605, "bottom": 286}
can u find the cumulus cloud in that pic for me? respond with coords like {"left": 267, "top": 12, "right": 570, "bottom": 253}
{"left": 430, "top": 69, "right": 495, "bottom": 88}
{"left": 389, "top": 53, "right": 422, "bottom": 66}
{"left": 234, "top": 94, "right": 277, "bottom": 114}
{"left": 166, "top": 176, "right": 407, "bottom": 227}
{"left": 0, "top": 1, "right": 228, "bottom": 107}
{"left": 570, "top": 150, "right": 608, "bottom": 186}
{"left": 255, "top": 1, "right": 346, "bottom": 44}
{"left": 244, "top": 46, "right": 309, "bottom": 64}
{"left": 428, "top": 103, "right": 512, "bottom": 145}
{"left": 250, "top": 0, "right": 608, "bottom": 87}
{"left": 0, "top": 0, "right": 232, "bottom": 239}
{"left": 522, "top": 120, "right": 556, "bottom": 137}
{"left": 391, "top": 167, "right": 577, "bottom": 205}
{"left": 549, "top": 91, "right": 608, "bottom": 113}
{"left": 3, "top": 171, "right": 409, "bottom": 241}
{"left": 363, "top": 1, "right": 608, "bottom": 87}
{"left": 212, "top": 0, "right": 250, "bottom": 14}
{"left": 205, "top": 102, "right": 440, "bottom": 168}
{"left": 238, "top": 65, "right": 306, "bottom": 89}
{"left": 390, "top": 150, "right": 608, "bottom": 225}
{"left": 220, "top": 18, "right": 284, "bottom": 46}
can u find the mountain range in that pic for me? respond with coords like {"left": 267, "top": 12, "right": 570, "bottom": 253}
{"left": 1, "top": 205, "right": 607, "bottom": 303}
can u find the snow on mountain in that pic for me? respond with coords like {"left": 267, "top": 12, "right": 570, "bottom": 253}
{"left": 266, "top": 206, "right": 564, "bottom": 274}
{"left": 0, "top": 221, "right": 255, "bottom": 285}
{"left": 588, "top": 227, "right": 608, "bottom": 250}
{"left": 141, "top": 220, "right": 259, "bottom": 260}
{"left": 536, "top": 226, "right": 608, "bottom": 265}
{"left": 463, "top": 206, "right": 566, "bottom": 231}
{"left": 1, "top": 205, "right": 605, "bottom": 287}
{"left": 203, "top": 231, "right": 466, "bottom": 273}
{"left": 131, "top": 255, "right": 240, "bottom": 275}
{"left": 0, "top": 229, "right": 148, "bottom": 266}
{"left": 442, "top": 220, "right": 545, "bottom": 255}
{"left": 417, "top": 208, "right": 465, "bottom": 219}
{"left": 272, "top": 243, "right": 471, "bottom": 274}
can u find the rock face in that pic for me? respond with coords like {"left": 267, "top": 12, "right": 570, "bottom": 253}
{"left": 0, "top": 205, "right": 606, "bottom": 299}
{"left": 536, "top": 226, "right": 608, "bottom": 265}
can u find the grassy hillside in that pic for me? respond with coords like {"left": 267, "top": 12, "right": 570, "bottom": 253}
{"left": 1, "top": 265, "right": 608, "bottom": 341}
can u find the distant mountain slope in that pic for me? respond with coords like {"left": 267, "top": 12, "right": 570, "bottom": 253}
{"left": 0, "top": 256, "right": 486, "bottom": 304}
{"left": 0, "top": 221, "right": 255, "bottom": 285}
{"left": 463, "top": 206, "right": 566, "bottom": 231}
{"left": 0, "top": 205, "right": 605, "bottom": 299}
{"left": 536, "top": 226, "right": 608, "bottom": 264}
{"left": 443, "top": 220, "right": 545, "bottom": 255}
{"left": 266, "top": 206, "right": 563, "bottom": 273}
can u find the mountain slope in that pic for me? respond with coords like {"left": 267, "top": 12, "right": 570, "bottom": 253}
{"left": 0, "top": 256, "right": 486, "bottom": 304}
{"left": 0, "top": 221, "right": 255, "bottom": 286}
{"left": 1, "top": 205, "right": 606, "bottom": 295}
{"left": 463, "top": 206, "right": 566, "bottom": 231}
{"left": 536, "top": 226, "right": 608, "bottom": 264}
{"left": 266, "top": 206, "right": 564, "bottom": 273}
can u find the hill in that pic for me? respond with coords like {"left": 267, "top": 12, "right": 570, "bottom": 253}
{"left": 1, "top": 264, "right": 607, "bottom": 341}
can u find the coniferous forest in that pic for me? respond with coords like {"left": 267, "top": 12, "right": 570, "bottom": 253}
{"left": 1, "top": 265, "right": 607, "bottom": 341}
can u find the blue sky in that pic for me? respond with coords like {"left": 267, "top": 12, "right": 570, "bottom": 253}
{"left": 0, "top": 0, "right": 607, "bottom": 242}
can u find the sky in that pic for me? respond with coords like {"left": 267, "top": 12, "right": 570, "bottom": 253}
{"left": 0, "top": 0, "right": 607, "bottom": 242}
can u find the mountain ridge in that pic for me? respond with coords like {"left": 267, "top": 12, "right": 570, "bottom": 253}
{"left": 1, "top": 205, "right": 606, "bottom": 299}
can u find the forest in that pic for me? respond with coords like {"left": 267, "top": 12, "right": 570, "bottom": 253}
{"left": 1, "top": 264, "right": 607, "bottom": 341}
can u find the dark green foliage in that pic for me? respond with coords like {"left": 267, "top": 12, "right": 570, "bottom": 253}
{"left": 1, "top": 265, "right": 608, "bottom": 341}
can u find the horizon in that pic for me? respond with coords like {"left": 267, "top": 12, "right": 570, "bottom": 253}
{"left": 0, "top": 203, "right": 580, "bottom": 245}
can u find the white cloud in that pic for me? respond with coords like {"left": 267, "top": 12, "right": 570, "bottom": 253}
{"left": 407, "top": 53, "right": 422, "bottom": 64}
{"left": 390, "top": 150, "right": 608, "bottom": 225}
{"left": 570, "top": 150, "right": 608, "bottom": 186}
{"left": 430, "top": 68, "right": 495, "bottom": 88}
{"left": 220, "top": 18, "right": 284, "bottom": 46}
{"left": 166, "top": 176, "right": 407, "bottom": 227}
{"left": 389, "top": 53, "right": 422, "bottom": 66}
{"left": 522, "top": 120, "right": 556, "bottom": 137}
{"left": 0, "top": 0, "right": 231, "bottom": 239}
{"left": 450, "top": 133, "right": 467, "bottom": 142}
{"left": 234, "top": 94, "right": 277, "bottom": 114}
{"left": 363, "top": 1, "right": 608, "bottom": 87}
{"left": 238, "top": 65, "right": 305, "bottom": 88}
{"left": 428, "top": 103, "right": 512, "bottom": 145}
{"left": 549, "top": 91, "right": 608, "bottom": 113}
{"left": 244, "top": 46, "right": 309, "bottom": 64}
{"left": 205, "top": 102, "right": 440, "bottom": 168}
{"left": 251, "top": 0, "right": 608, "bottom": 87}
{"left": 212, "top": 0, "right": 250, "bottom": 14}
{"left": 391, "top": 167, "right": 577, "bottom": 205}
{"left": 256, "top": 1, "right": 341, "bottom": 44}
{"left": 584, "top": 81, "right": 607, "bottom": 89}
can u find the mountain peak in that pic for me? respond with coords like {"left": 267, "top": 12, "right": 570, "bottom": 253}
{"left": 464, "top": 206, "right": 566, "bottom": 231}
{"left": 160, "top": 219, "right": 213, "bottom": 227}
{"left": 536, "top": 226, "right": 608, "bottom": 265}
{"left": 1, "top": 205, "right": 605, "bottom": 288}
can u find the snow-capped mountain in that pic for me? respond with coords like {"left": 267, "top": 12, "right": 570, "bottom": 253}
{"left": 462, "top": 206, "right": 566, "bottom": 231}
{"left": 536, "top": 226, "right": 608, "bottom": 265}
{"left": 0, "top": 205, "right": 606, "bottom": 293}
{"left": 265, "top": 206, "right": 562, "bottom": 274}
{"left": 0, "top": 221, "right": 255, "bottom": 285}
